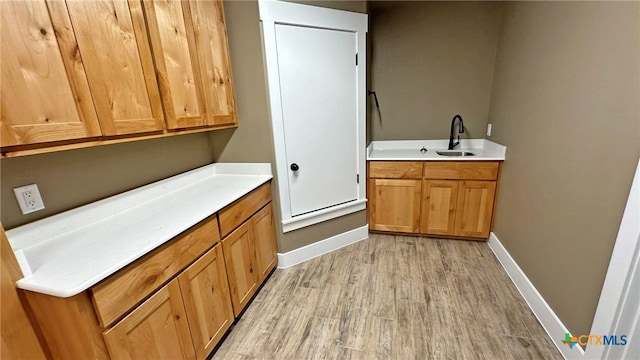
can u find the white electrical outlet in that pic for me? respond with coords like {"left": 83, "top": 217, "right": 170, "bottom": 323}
{"left": 14, "top": 184, "right": 45, "bottom": 215}
{"left": 487, "top": 123, "right": 492, "bottom": 136}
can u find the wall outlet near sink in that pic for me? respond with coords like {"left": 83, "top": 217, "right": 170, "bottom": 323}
{"left": 487, "top": 123, "right": 493, "bottom": 136}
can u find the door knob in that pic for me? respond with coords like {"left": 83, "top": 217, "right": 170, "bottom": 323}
{"left": 290, "top": 163, "right": 299, "bottom": 171}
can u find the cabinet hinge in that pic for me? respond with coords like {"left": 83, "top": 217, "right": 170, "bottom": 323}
{"left": 355, "top": 53, "right": 358, "bottom": 66}
{"left": 357, "top": 174, "right": 360, "bottom": 183}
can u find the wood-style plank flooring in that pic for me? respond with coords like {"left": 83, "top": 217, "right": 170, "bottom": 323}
{"left": 212, "top": 234, "right": 563, "bottom": 359}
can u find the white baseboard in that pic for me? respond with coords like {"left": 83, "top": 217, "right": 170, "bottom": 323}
{"left": 487, "top": 232, "right": 585, "bottom": 360}
{"left": 277, "top": 225, "right": 369, "bottom": 269}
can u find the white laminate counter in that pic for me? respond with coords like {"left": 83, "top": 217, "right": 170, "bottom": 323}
{"left": 6, "top": 163, "right": 272, "bottom": 298}
{"left": 367, "top": 139, "right": 506, "bottom": 161}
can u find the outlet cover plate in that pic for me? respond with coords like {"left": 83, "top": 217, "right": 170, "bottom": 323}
{"left": 13, "top": 184, "right": 45, "bottom": 215}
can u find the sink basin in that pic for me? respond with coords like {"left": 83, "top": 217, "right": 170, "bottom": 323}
{"left": 436, "top": 150, "right": 475, "bottom": 157}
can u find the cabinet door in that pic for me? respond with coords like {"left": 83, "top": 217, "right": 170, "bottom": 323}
{"left": 178, "top": 244, "right": 233, "bottom": 360}
{"left": 454, "top": 180, "right": 496, "bottom": 238}
{"left": 1, "top": 0, "right": 101, "bottom": 147}
{"left": 369, "top": 179, "right": 422, "bottom": 233}
{"left": 143, "top": 0, "right": 206, "bottom": 129}
{"left": 103, "top": 280, "right": 196, "bottom": 360}
{"left": 66, "top": 0, "right": 165, "bottom": 136}
{"left": 221, "top": 221, "right": 258, "bottom": 316}
{"left": 143, "top": 0, "right": 236, "bottom": 130}
{"left": 421, "top": 180, "right": 459, "bottom": 236}
{"left": 252, "top": 204, "right": 277, "bottom": 283}
{"left": 188, "top": 0, "right": 237, "bottom": 126}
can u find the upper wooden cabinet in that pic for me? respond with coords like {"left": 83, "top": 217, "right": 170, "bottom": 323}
{"left": 0, "top": 0, "right": 102, "bottom": 146}
{"left": 66, "top": 0, "right": 165, "bottom": 136}
{"left": 143, "top": 0, "right": 237, "bottom": 129}
{"left": 1, "top": 0, "right": 237, "bottom": 154}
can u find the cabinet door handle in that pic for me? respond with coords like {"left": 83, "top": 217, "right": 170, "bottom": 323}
{"left": 290, "top": 163, "right": 299, "bottom": 171}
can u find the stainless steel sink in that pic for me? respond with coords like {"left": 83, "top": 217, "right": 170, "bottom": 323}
{"left": 436, "top": 150, "right": 476, "bottom": 157}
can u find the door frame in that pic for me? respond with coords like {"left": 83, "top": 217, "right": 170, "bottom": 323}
{"left": 586, "top": 157, "right": 640, "bottom": 359}
{"left": 259, "top": 0, "right": 368, "bottom": 232}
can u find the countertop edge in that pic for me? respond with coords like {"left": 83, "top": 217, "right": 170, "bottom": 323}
{"left": 8, "top": 163, "right": 273, "bottom": 298}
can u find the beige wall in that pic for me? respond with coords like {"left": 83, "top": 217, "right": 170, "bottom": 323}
{"left": 1, "top": 134, "right": 212, "bottom": 229}
{"left": 212, "top": 0, "right": 367, "bottom": 253}
{"left": 488, "top": 2, "right": 640, "bottom": 337}
{"left": 369, "top": 1, "right": 502, "bottom": 141}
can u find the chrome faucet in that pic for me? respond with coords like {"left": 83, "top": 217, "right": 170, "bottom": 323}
{"left": 448, "top": 114, "right": 465, "bottom": 150}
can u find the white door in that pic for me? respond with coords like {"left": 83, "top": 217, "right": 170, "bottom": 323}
{"left": 275, "top": 24, "right": 358, "bottom": 216}
{"left": 260, "top": 1, "right": 368, "bottom": 232}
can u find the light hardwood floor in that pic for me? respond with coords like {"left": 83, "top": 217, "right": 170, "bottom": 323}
{"left": 212, "top": 234, "right": 563, "bottom": 360}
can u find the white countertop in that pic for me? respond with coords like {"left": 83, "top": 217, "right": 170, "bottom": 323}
{"left": 6, "top": 163, "right": 272, "bottom": 298}
{"left": 367, "top": 139, "right": 506, "bottom": 161}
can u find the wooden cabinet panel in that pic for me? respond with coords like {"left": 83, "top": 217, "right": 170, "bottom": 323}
{"left": 1, "top": 227, "right": 48, "bottom": 360}
{"left": 92, "top": 217, "right": 219, "bottom": 328}
{"left": 423, "top": 161, "right": 499, "bottom": 180}
{"left": 252, "top": 204, "right": 277, "bottom": 282}
{"left": 103, "top": 280, "right": 196, "bottom": 360}
{"left": 66, "top": 0, "right": 165, "bottom": 136}
{"left": 1, "top": 0, "right": 101, "bottom": 147}
{"left": 222, "top": 221, "right": 258, "bottom": 316}
{"left": 25, "top": 291, "right": 109, "bottom": 360}
{"left": 369, "top": 161, "right": 423, "bottom": 179}
{"left": 219, "top": 183, "right": 272, "bottom": 238}
{"left": 369, "top": 179, "right": 422, "bottom": 233}
{"left": 188, "top": 0, "right": 237, "bottom": 126}
{"left": 454, "top": 181, "right": 496, "bottom": 238}
{"left": 143, "top": 0, "right": 236, "bottom": 129}
{"left": 420, "top": 180, "right": 458, "bottom": 236}
{"left": 179, "top": 244, "right": 233, "bottom": 360}
{"left": 143, "top": 0, "right": 206, "bottom": 129}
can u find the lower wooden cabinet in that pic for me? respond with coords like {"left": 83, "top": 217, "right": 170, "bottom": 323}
{"left": 253, "top": 203, "right": 277, "bottom": 283}
{"left": 222, "top": 220, "right": 259, "bottom": 317}
{"left": 222, "top": 202, "right": 277, "bottom": 316}
{"left": 179, "top": 245, "right": 234, "bottom": 360}
{"left": 453, "top": 180, "right": 496, "bottom": 238}
{"left": 369, "top": 178, "right": 422, "bottom": 233}
{"left": 420, "top": 179, "right": 496, "bottom": 238}
{"left": 103, "top": 280, "right": 196, "bottom": 360}
{"left": 103, "top": 243, "right": 234, "bottom": 360}
{"left": 420, "top": 180, "right": 459, "bottom": 236}
{"left": 22, "top": 183, "right": 277, "bottom": 360}
{"left": 368, "top": 161, "right": 501, "bottom": 240}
